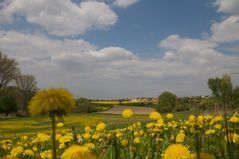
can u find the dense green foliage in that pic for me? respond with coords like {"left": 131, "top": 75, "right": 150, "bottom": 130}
{"left": 0, "top": 51, "right": 38, "bottom": 115}
{"left": 208, "top": 75, "right": 239, "bottom": 110}
{"left": 158, "top": 91, "right": 177, "bottom": 112}
{"left": 76, "top": 98, "right": 98, "bottom": 113}
{"left": 174, "top": 104, "right": 190, "bottom": 112}
{"left": 0, "top": 96, "right": 18, "bottom": 116}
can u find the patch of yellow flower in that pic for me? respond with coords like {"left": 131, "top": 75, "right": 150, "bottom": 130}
{"left": 162, "top": 144, "right": 191, "bottom": 159}
{"left": 62, "top": 145, "right": 96, "bottom": 159}
{"left": 122, "top": 109, "right": 134, "bottom": 119}
{"left": 0, "top": 109, "right": 238, "bottom": 159}
{"left": 149, "top": 111, "right": 162, "bottom": 120}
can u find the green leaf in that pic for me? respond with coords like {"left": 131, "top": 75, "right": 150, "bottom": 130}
{"left": 101, "top": 145, "right": 116, "bottom": 159}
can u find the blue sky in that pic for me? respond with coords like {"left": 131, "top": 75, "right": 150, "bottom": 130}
{"left": 0, "top": 0, "right": 239, "bottom": 99}
{"left": 81, "top": 0, "right": 220, "bottom": 55}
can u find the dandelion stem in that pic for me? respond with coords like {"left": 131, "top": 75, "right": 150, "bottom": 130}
{"left": 51, "top": 112, "right": 57, "bottom": 159}
{"left": 224, "top": 111, "right": 233, "bottom": 159}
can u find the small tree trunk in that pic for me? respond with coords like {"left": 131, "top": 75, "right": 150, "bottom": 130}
{"left": 51, "top": 112, "right": 57, "bottom": 159}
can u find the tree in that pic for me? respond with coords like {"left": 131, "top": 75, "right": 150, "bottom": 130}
{"left": 232, "top": 86, "right": 239, "bottom": 108}
{"left": 208, "top": 74, "right": 239, "bottom": 159}
{"left": 0, "top": 96, "right": 18, "bottom": 116}
{"left": 208, "top": 75, "right": 235, "bottom": 110}
{"left": 0, "top": 51, "right": 20, "bottom": 89}
{"left": 14, "top": 74, "right": 38, "bottom": 112}
{"left": 158, "top": 91, "right": 177, "bottom": 112}
{"left": 208, "top": 77, "right": 221, "bottom": 97}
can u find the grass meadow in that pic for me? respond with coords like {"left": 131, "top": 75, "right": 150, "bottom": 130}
{"left": 0, "top": 109, "right": 203, "bottom": 137}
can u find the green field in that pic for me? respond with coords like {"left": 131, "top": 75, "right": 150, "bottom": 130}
{"left": 0, "top": 109, "right": 203, "bottom": 137}
{"left": 0, "top": 113, "right": 150, "bottom": 136}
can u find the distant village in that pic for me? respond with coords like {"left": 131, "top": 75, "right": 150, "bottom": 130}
{"left": 94, "top": 95, "right": 210, "bottom": 103}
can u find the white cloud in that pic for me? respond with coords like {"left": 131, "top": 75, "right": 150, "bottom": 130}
{"left": 214, "top": 0, "right": 239, "bottom": 15}
{"left": 159, "top": 35, "right": 217, "bottom": 51}
{"left": 159, "top": 35, "right": 230, "bottom": 67}
{"left": 114, "top": 0, "right": 139, "bottom": 8}
{"left": 210, "top": 15, "right": 239, "bottom": 43}
{"left": 0, "top": 0, "right": 117, "bottom": 36}
{"left": 1, "top": 30, "right": 238, "bottom": 98}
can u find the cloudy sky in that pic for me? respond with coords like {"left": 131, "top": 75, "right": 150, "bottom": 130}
{"left": 0, "top": 0, "right": 239, "bottom": 99}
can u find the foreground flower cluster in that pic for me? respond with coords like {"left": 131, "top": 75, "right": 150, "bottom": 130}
{"left": 0, "top": 111, "right": 238, "bottom": 159}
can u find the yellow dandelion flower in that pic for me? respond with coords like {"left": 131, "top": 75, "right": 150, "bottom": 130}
{"left": 157, "top": 118, "right": 164, "bottom": 127}
{"left": 197, "top": 115, "right": 204, "bottom": 123}
{"left": 56, "top": 134, "right": 62, "bottom": 140}
{"left": 21, "top": 136, "right": 28, "bottom": 140}
{"left": 134, "top": 137, "right": 140, "bottom": 144}
{"left": 191, "top": 152, "right": 216, "bottom": 159}
{"left": 214, "top": 124, "right": 222, "bottom": 130}
{"left": 229, "top": 116, "right": 239, "bottom": 123}
{"left": 205, "top": 129, "right": 216, "bottom": 135}
{"left": 146, "top": 122, "right": 154, "bottom": 128}
{"left": 83, "top": 133, "right": 91, "bottom": 140}
{"left": 28, "top": 88, "right": 75, "bottom": 117}
{"left": 149, "top": 111, "right": 161, "bottom": 120}
{"left": 121, "top": 139, "right": 128, "bottom": 146}
{"left": 167, "top": 113, "right": 174, "bottom": 119}
{"left": 162, "top": 144, "right": 191, "bottom": 159}
{"left": 189, "top": 115, "right": 195, "bottom": 122}
{"left": 176, "top": 133, "right": 185, "bottom": 143}
{"left": 10, "top": 146, "right": 24, "bottom": 158}
{"left": 84, "top": 126, "right": 92, "bottom": 133}
{"left": 28, "top": 88, "right": 75, "bottom": 159}
{"left": 23, "top": 149, "right": 34, "bottom": 157}
{"left": 62, "top": 145, "right": 96, "bottom": 159}
{"left": 213, "top": 115, "right": 223, "bottom": 122}
{"left": 59, "top": 143, "right": 65, "bottom": 149}
{"left": 40, "top": 150, "right": 52, "bottom": 159}
{"left": 84, "top": 143, "right": 95, "bottom": 150}
{"left": 116, "top": 132, "right": 123, "bottom": 139}
{"left": 107, "top": 133, "right": 114, "bottom": 140}
{"left": 225, "top": 133, "right": 239, "bottom": 144}
{"left": 139, "top": 130, "right": 144, "bottom": 135}
{"left": 57, "top": 122, "right": 64, "bottom": 128}
{"left": 92, "top": 133, "right": 100, "bottom": 140}
{"left": 96, "top": 122, "right": 106, "bottom": 131}
{"left": 133, "top": 131, "right": 139, "bottom": 136}
{"left": 122, "top": 109, "right": 134, "bottom": 119}
{"left": 32, "top": 146, "right": 38, "bottom": 152}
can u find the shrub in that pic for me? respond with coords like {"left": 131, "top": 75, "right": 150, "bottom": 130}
{"left": 77, "top": 104, "right": 98, "bottom": 113}
{"left": 174, "top": 104, "right": 190, "bottom": 112}
{"left": 155, "top": 105, "right": 172, "bottom": 113}
{"left": 76, "top": 98, "right": 98, "bottom": 113}
{"left": 0, "top": 96, "right": 18, "bottom": 116}
{"left": 199, "top": 98, "right": 215, "bottom": 110}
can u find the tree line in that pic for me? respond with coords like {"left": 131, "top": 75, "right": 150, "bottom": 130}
{"left": 157, "top": 74, "right": 239, "bottom": 113}
{"left": 0, "top": 51, "right": 38, "bottom": 116}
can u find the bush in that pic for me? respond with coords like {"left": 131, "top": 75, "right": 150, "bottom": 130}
{"left": 0, "top": 96, "right": 18, "bottom": 116}
{"left": 174, "top": 104, "right": 190, "bottom": 112}
{"left": 76, "top": 98, "right": 98, "bottom": 113}
{"left": 77, "top": 104, "right": 98, "bottom": 113}
{"left": 198, "top": 98, "right": 215, "bottom": 110}
{"left": 155, "top": 105, "right": 172, "bottom": 113}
